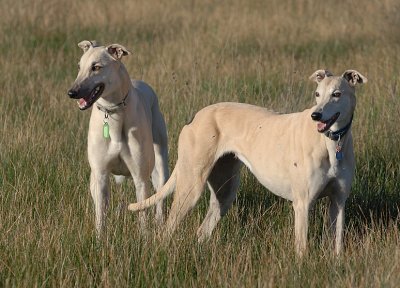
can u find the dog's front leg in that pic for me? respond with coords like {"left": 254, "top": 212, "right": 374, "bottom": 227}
{"left": 132, "top": 177, "right": 151, "bottom": 229}
{"left": 90, "top": 171, "right": 110, "bottom": 238}
{"left": 293, "top": 200, "right": 310, "bottom": 257}
{"left": 329, "top": 201, "right": 345, "bottom": 255}
{"left": 328, "top": 192, "right": 348, "bottom": 255}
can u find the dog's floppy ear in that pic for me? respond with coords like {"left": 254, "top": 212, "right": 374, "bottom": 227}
{"left": 342, "top": 70, "right": 368, "bottom": 86}
{"left": 309, "top": 69, "right": 333, "bottom": 83}
{"left": 106, "top": 44, "right": 131, "bottom": 60}
{"left": 77, "top": 40, "right": 99, "bottom": 53}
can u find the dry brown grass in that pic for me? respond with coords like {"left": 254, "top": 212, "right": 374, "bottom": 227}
{"left": 1, "top": 0, "right": 400, "bottom": 286}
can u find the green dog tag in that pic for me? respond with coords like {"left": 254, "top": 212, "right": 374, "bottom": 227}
{"left": 103, "top": 122, "right": 110, "bottom": 139}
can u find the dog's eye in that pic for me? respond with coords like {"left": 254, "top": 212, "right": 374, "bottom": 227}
{"left": 315, "top": 92, "right": 320, "bottom": 97}
{"left": 92, "top": 65, "right": 101, "bottom": 71}
{"left": 332, "top": 91, "right": 341, "bottom": 98}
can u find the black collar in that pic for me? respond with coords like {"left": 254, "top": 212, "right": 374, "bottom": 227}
{"left": 324, "top": 115, "right": 353, "bottom": 141}
{"left": 96, "top": 93, "right": 129, "bottom": 115}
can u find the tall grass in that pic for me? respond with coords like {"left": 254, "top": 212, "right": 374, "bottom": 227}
{"left": 1, "top": 0, "right": 400, "bottom": 286}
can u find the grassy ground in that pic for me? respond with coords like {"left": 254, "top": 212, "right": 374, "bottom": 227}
{"left": 1, "top": 0, "right": 400, "bottom": 286}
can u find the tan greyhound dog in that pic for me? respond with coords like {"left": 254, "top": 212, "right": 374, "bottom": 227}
{"left": 68, "top": 40, "right": 169, "bottom": 236}
{"left": 128, "top": 69, "right": 366, "bottom": 255}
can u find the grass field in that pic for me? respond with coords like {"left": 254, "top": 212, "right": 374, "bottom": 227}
{"left": 1, "top": 0, "right": 400, "bottom": 286}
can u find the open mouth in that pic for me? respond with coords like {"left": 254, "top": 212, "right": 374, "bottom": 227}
{"left": 317, "top": 112, "right": 340, "bottom": 133}
{"left": 77, "top": 83, "right": 105, "bottom": 110}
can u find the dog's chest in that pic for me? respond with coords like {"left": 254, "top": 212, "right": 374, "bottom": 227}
{"left": 105, "top": 140, "right": 122, "bottom": 156}
{"left": 105, "top": 141, "right": 130, "bottom": 175}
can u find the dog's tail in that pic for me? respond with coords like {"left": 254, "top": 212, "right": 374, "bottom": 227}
{"left": 128, "top": 167, "right": 177, "bottom": 212}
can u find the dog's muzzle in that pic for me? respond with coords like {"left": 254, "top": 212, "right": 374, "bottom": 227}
{"left": 68, "top": 89, "right": 79, "bottom": 99}
{"left": 311, "top": 112, "right": 322, "bottom": 121}
{"left": 311, "top": 111, "right": 340, "bottom": 133}
{"left": 67, "top": 83, "right": 105, "bottom": 110}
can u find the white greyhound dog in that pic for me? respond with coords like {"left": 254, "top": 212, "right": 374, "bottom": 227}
{"left": 128, "top": 69, "right": 367, "bottom": 255}
{"left": 68, "top": 40, "right": 169, "bottom": 236}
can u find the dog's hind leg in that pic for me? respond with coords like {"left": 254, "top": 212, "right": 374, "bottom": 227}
{"left": 197, "top": 153, "right": 242, "bottom": 242}
{"left": 164, "top": 126, "right": 215, "bottom": 237}
{"left": 90, "top": 171, "right": 110, "bottom": 237}
{"left": 164, "top": 163, "right": 209, "bottom": 237}
{"left": 151, "top": 103, "right": 169, "bottom": 223}
{"left": 165, "top": 182, "right": 205, "bottom": 236}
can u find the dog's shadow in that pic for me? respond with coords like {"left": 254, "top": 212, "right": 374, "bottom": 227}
{"left": 346, "top": 157, "right": 400, "bottom": 233}
{"left": 223, "top": 167, "right": 400, "bottom": 237}
{"left": 346, "top": 186, "right": 400, "bottom": 234}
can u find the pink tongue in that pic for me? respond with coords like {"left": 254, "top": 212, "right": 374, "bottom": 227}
{"left": 317, "top": 122, "right": 326, "bottom": 131}
{"left": 78, "top": 98, "right": 86, "bottom": 107}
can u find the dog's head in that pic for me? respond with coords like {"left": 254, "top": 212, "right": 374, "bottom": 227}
{"left": 309, "top": 69, "right": 367, "bottom": 133}
{"left": 67, "top": 40, "right": 131, "bottom": 110}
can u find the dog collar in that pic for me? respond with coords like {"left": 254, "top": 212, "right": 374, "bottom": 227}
{"left": 96, "top": 93, "right": 129, "bottom": 115}
{"left": 324, "top": 114, "right": 353, "bottom": 141}
{"left": 96, "top": 93, "right": 129, "bottom": 139}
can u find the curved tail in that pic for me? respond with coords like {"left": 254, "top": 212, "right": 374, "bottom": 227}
{"left": 128, "top": 167, "right": 177, "bottom": 212}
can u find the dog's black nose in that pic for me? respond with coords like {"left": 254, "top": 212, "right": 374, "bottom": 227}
{"left": 311, "top": 112, "right": 322, "bottom": 121}
{"left": 68, "top": 89, "right": 78, "bottom": 98}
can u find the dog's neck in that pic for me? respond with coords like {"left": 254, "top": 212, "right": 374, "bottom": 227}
{"left": 324, "top": 115, "right": 353, "bottom": 141}
{"left": 96, "top": 92, "right": 129, "bottom": 116}
{"left": 96, "top": 63, "right": 131, "bottom": 114}
{"left": 323, "top": 126, "right": 352, "bottom": 164}
{"left": 93, "top": 64, "right": 133, "bottom": 140}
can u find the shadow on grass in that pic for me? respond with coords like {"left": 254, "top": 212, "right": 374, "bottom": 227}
{"left": 220, "top": 156, "right": 400, "bottom": 237}
{"left": 347, "top": 150, "right": 400, "bottom": 233}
